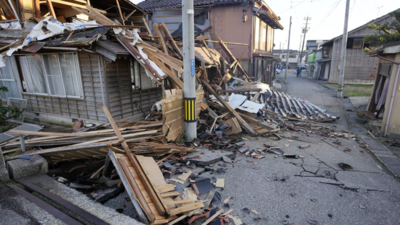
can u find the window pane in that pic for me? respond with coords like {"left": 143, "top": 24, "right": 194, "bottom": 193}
{"left": 42, "top": 54, "right": 65, "bottom": 96}
{"left": 43, "top": 54, "right": 61, "bottom": 76}
{"left": 0, "top": 58, "right": 14, "bottom": 79}
{"left": 3, "top": 81, "right": 19, "bottom": 99}
{"left": 20, "top": 56, "right": 48, "bottom": 94}
{"left": 260, "top": 22, "right": 266, "bottom": 51}
{"left": 352, "top": 38, "right": 363, "bottom": 49}
{"left": 59, "top": 53, "right": 80, "bottom": 97}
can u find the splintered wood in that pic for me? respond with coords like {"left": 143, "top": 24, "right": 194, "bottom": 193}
{"left": 112, "top": 152, "right": 204, "bottom": 224}
{"left": 162, "top": 85, "right": 205, "bottom": 141}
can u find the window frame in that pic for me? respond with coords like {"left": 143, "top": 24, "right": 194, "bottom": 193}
{"left": 0, "top": 57, "right": 22, "bottom": 101}
{"left": 18, "top": 53, "right": 84, "bottom": 99}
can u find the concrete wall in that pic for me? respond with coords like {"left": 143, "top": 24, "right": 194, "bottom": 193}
{"left": 209, "top": 4, "right": 253, "bottom": 60}
{"left": 328, "top": 16, "right": 395, "bottom": 84}
{"left": 382, "top": 53, "right": 400, "bottom": 135}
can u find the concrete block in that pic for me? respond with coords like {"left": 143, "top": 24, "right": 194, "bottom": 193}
{"left": 7, "top": 155, "right": 48, "bottom": 179}
{"left": 0, "top": 167, "right": 9, "bottom": 181}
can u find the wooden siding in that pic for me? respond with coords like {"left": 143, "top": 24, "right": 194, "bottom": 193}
{"left": 23, "top": 51, "right": 108, "bottom": 122}
{"left": 209, "top": 4, "right": 253, "bottom": 60}
{"left": 105, "top": 57, "right": 162, "bottom": 121}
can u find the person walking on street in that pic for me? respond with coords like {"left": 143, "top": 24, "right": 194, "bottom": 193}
{"left": 297, "top": 67, "right": 301, "bottom": 77}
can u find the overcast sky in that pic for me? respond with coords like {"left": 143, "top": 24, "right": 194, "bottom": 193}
{"left": 130, "top": 0, "right": 399, "bottom": 50}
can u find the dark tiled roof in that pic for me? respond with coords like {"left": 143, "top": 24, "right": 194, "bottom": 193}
{"left": 137, "top": 0, "right": 249, "bottom": 11}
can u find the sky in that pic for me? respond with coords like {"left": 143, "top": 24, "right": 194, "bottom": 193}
{"left": 130, "top": 0, "right": 400, "bottom": 51}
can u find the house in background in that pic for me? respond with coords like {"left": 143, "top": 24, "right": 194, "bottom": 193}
{"left": 306, "top": 40, "right": 327, "bottom": 62}
{"left": 317, "top": 10, "right": 398, "bottom": 84}
{"left": 137, "top": 0, "right": 284, "bottom": 84}
{"left": 272, "top": 49, "right": 305, "bottom": 69}
{"left": 365, "top": 42, "right": 400, "bottom": 137}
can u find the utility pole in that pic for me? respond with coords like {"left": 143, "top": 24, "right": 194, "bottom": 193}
{"left": 298, "top": 35, "right": 302, "bottom": 63}
{"left": 337, "top": 0, "right": 350, "bottom": 98}
{"left": 285, "top": 16, "right": 292, "bottom": 80}
{"left": 182, "top": 0, "right": 196, "bottom": 141}
{"left": 300, "top": 17, "right": 311, "bottom": 64}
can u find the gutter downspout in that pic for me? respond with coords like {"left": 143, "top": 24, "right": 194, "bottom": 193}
{"left": 377, "top": 55, "right": 400, "bottom": 136}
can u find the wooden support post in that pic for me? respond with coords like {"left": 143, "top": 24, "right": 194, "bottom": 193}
{"left": 46, "top": 0, "right": 56, "bottom": 18}
{"left": 34, "top": 0, "right": 41, "bottom": 19}
{"left": 102, "top": 105, "right": 168, "bottom": 216}
{"left": 115, "top": 0, "right": 125, "bottom": 25}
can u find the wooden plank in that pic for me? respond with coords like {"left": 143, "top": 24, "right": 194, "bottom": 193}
{"left": 202, "top": 209, "right": 224, "bottom": 225}
{"left": 153, "top": 23, "right": 168, "bottom": 54}
{"left": 103, "top": 106, "right": 168, "bottom": 216}
{"left": 46, "top": 0, "right": 56, "bottom": 18}
{"left": 117, "top": 157, "right": 156, "bottom": 223}
{"left": 115, "top": 0, "right": 125, "bottom": 25}
{"left": 143, "top": 18, "right": 153, "bottom": 40}
{"left": 156, "top": 184, "right": 175, "bottom": 193}
{"left": 147, "top": 53, "right": 184, "bottom": 89}
{"left": 168, "top": 202, "right": 204, "bottom": 216}
{"left": 161, "top": 191, "right": 181, "bottom": 198}
{"left": 124, "top": 10, "right": 136, "bottom": 22}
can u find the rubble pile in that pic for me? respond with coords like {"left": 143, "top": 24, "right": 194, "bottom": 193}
{"left": 0, "top": 3, "right": 342, "bottom": 225}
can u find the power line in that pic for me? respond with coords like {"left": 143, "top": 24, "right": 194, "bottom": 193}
{"left": 277, "top": 0, "right": 308, "bottom": 14}
{"left": 309, "top": 0, "right": 342, "bottom": 35}
{"left": 354, "top": 0, "right": 368, "bottom": 22}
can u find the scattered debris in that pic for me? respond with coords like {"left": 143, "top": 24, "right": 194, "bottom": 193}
{"left": 338, "top": 163, "right": 353, "bottom": 170}
{"left": 299, "top": 144, "right": 311, "bottom": 149}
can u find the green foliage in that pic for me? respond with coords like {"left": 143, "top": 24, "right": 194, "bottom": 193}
{"left": 0, "top": 86, "right": 24, "bottom": 126}
{"left": 364, "top": 11, "right": 400, "bottom": 48}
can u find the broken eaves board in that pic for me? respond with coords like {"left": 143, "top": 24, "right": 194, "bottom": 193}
{"left": 162, "top": 85, "right": 205, "bottom": 141}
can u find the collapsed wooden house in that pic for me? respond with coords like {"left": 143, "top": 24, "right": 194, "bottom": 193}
{"left": 0, "top": 0, "right": 169, "bottom": 125}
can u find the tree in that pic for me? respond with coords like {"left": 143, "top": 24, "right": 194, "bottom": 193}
{"left": 363, "top": 11, "right": 400, "bottom": 50}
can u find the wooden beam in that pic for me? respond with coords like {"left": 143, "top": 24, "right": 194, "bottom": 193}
{"left": 153, "top": 23, "right": 168, "bottom": 54}
{"left": 35, "top": 0, "right": 42, "bottom": 19}
{"left": 201, "top": 80, "right": 256, "bottom": 135}
{"left": 205, "top": 40, "right": 248, "bottom": 46}
{"left": 160, "top": 22, "right": 182, "bottom": 59}
{"left": 103, "top": 106, "right": 168, "bottom": 216}
{"left": 46, "top": 0, "right": 56, "bottom": 18}
{"left": 142, "top": 18, "right": 153, "bottom": 40}
{"left": 147, "top": 53, "right": 184, "bottom": 89}
{"left": 217, "top": 37, "right": 251, "bottom": 81}
{"left": 115, "top": 0, "right": 124, "bottom": 25}
{"left": 124, "top": 9, "right": 136, "bottom": 22}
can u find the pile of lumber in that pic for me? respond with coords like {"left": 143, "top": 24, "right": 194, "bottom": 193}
{"left": 3, "top": 106, "right": 195, "bottom": 162}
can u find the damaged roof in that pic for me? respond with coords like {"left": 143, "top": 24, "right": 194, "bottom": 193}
{"left": 138, "top": 0, "right": 283, "bottom": 29}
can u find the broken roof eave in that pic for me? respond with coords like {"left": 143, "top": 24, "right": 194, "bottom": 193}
{"left": 254, "top": 1, "right": 283, "bottom": 30}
